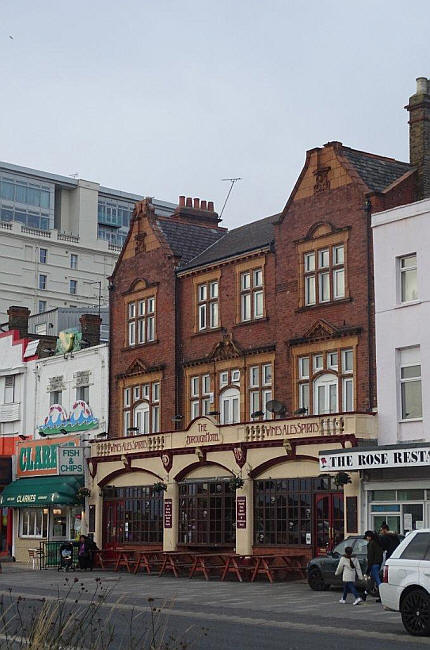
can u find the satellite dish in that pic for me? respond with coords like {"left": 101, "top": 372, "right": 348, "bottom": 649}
{"left": 266, "top": 400, "right": 287, "bottom": 416}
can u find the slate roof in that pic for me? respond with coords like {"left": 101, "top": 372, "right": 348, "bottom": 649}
{"left": 156, "top": 218, "right": 225, "bottom": 266}
{"left": 180, "top": 213, "right": 278, "bottom": 271}
{"left": 341, "top": 147, "right": 413, "bottom": 193}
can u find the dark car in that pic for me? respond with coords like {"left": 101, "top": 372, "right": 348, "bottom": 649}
{"left": 307, "top": 536, "right": 375, "bottom": 594}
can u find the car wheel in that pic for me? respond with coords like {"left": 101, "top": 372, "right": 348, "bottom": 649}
{"left": 401, "top": 589, "right": 430, "bottom": 636}
{"left": 307, "top": 567, "right": 330, "bottom": 591}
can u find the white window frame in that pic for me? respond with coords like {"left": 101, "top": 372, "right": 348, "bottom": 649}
{"left": 299, "top": 357, "right": 309, "bottom": 380}
{"left": 342, "top": 377, "right": 354, "bottom": 412}
{"left": 219, "top": 371, "right": 228, "bottom": 388}
{"left": 399, "top": 254, "right": 418, "bottom": 303}
{"left": 202, "top": 375, "right": 210, "bottom": 395}
{"left": 327, "top": 352, "right": 338, "bottom": 370}
{"left": 399, "top": 347, "right": 422, "bottom": 421}
{"left": 249, "top": 366, "right": 259, "bottom": 388}
{"left": 20, "top": 508, "right": 47, "bottom": 538}
{"left": 313, "top": 374, "right": 338, "bottom": 415}
{"left": 191, "top": 377, "right": 199, "bottom": 398}
{"left": 191, "top": 400, "right": 200, "bottom": 420}
{"left": 313, "top": 354, "right": 323, "bottom": 372}
{"left": 220, "top": 387, "right": 240, "bottom": 425}
{"left": 39, "top": 248, "right": 47, "bottom": 264}
{"left": 305, "top": 275, "right": 316, "bottom": 306}
{"left": 134, "top": 402, "right": 150, "bottom": 434}
{"left": 342, "top": 349, "right": 353, "bottom": 374}
{"left": 4, "top": 376, "right": 15, "bottom": 404}
{"left": 262, "top": 364, "right": 272, "bottom": 386}
{"left": 124, "top": 388, "right": 131, "bottom": 408}
{"left": 39, "top": 274, "right": 47, "bottom": 290}
{"left": 70, "top": 253, "right": 78, "bottom": 270}
{"left": 231, "top": 369, "right": 240, "bottom": 384}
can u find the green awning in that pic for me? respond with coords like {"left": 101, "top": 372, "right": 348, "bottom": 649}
{"left": 0, "top": 476, "right": 83, "bottom": 507}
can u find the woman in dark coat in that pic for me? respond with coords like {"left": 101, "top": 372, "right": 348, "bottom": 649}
{"left": 77, "top": 535, "right": 93, "bottom": 570}
{"left": 364, "top": 530, "right": 384, "bottom": 601}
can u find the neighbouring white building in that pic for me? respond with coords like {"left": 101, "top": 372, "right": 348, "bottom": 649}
{"left": 363, "top": 197, "right": 430, "bottom": 534}
{"left": 0, "top": 160, "right": 175, "bottom": 322}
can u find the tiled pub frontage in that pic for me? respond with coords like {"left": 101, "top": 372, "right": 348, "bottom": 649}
{"left": 88, "top": 413, "right": 376, "bottom": 562}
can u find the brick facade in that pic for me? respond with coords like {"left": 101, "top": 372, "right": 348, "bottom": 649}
{"left": 108, "top": 142, "right": 418, "bottom": 438}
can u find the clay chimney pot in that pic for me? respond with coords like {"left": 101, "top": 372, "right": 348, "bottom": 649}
{"left": 193, "top": 198, "right": 200, "bottom": 209}
{"left": 200, "top": 200, "right": 207, "bottom": 210}
{"left": 186, "top": 197, "right": 192, "bottom": 207}
{"left": 179, "top": 195, "right": 185, "bottom": 207}
{"left": 208, "top": 201, "right": 214, "bottom": 212}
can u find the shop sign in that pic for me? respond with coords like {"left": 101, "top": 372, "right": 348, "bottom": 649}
{"left": 58, "top": 447, "right": 84, "bottom": 475}
{"left": 39, "top": 401, "right": 98, "bottom": 436}
{"left": 95, "top": 437, "right": 154, "bottom": 457}
{"left": 164, "top": 499, "right": 172, "bottom": 528}
{"left": 236, "top": 496, "right": 246, "bottom": 529}
{"left": 320, "top": 446, "right": 430, "bottom": 472}
{"left": 17, "top": 437, "right": 79, "bottom": 477}
{"left": 245, "top": 418, "right": 320, "bottom": 440}
{"left": 184, "top": 421, "right": 222, "bottom": 446}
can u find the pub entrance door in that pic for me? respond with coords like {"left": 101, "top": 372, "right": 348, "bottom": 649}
{"left": 103, "top": 500, "right": 125, "bottom": 549}
{"left": 314, "top": 492, "right": 344, "bottom": 555}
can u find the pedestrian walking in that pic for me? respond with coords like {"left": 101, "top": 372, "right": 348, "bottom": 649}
{"left": 364, "top": 530, "right": 383, "bottom": 602}
{"left": 379, "top": 522, "right": 400, "bottom": 560}
{"left": 335, "top": 546, "right": 363, "bottom": 605}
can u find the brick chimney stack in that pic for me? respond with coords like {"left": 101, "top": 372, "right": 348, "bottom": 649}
{"left": 79, "top": 313, "right": 101, "bottom": 347}
{"left": 7, "top": 306, "right": 30, "bottom": 338}
{"left": 406, "top": 77, "right": 430, "bottom": 199}
{"left": 172, "top": 196, "right": 222, "bottom": 229}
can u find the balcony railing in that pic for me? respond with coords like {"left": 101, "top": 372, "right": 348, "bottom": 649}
{"left": 0, "top": 222, "right": 12, "bottom": 230}
{"left": 21, "top": 226, "right": 51, "bottom": 238}
{"left": 58, "top": 232, "right": 79, "bottom": 242}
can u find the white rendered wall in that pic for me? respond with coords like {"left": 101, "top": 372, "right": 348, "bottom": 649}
{"left": 0, "top": 333, "right": 28, "bottom": 437}
{"left": 26, "top": 344, "right": 109, "bottom": 439}
{"left": 372, "top": 197, "right": 430, "bottom": 444}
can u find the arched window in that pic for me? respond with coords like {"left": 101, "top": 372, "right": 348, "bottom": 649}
{"left": 134, "top": 401, "right": 150, "bottom": 434}
{"left": 313, "top": 373, "right": 338, "bottom": 414}
{"left": 220, "top": 387, "right": 240, "bottom": 424}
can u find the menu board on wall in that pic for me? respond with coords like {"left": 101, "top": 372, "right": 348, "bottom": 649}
{"left": 346, "top": 496, "right": 358, "bottom": 534}
{"left": 164, "top": 499, "right": 173, "bottom": 529}
{"left": 236, "top": 496, "right": 246, "bottom": 529}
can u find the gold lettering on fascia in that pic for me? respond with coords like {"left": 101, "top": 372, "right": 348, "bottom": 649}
{"left": 96, "top": 439, "right": 149, "bottom": 457}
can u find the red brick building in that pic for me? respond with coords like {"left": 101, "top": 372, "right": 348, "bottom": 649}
{"left": 92, "top": 82, "right": 427, "bottom": 558}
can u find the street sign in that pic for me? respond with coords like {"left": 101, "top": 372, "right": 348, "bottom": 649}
{"left": 57, "top": 446, "right": 84, "bottom": 475}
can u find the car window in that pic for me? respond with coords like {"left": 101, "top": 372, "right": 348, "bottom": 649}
{"left": 399, "top": 532, "right": 430, "bottom": 560}
{"left": 353, "top": 538, "right": 368, "bottom": 555}
{"left": 333, "top": 539, "right": 351, "bottom": 555}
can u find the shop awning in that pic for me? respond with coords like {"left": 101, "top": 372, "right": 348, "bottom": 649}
{"left": 0, "top": 476, "right": 83, "bottom": 507}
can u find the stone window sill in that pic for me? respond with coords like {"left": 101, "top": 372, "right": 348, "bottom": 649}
{"left": 191, "top": 327, "right": 224, "bottom": 338}
{"left": 122, "top": 340, "right": 159, "bottom": 352}
{"left": 296, "top": 297, "right": 352, "bottom": 313}
{"left": 233, "top": 316, "right": 269, "bottom": 329}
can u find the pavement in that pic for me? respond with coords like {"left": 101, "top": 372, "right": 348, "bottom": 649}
{"left": 0, "top": 563, "right": 429, "bottom": 649}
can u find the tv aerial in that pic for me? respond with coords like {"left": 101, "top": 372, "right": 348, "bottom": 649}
{"left": 220, "top": 177, "right": 242, "bottom": 218}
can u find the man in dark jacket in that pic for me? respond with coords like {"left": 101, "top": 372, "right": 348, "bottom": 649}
{"left": 364, "top": 530, "right": 384, "bottom": 601}
{"left": 379, "top": 523, "right": 400, "bottom": 559}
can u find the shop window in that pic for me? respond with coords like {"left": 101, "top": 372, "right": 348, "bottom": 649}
{"left": 178, "top": 480, "right": 236, "bottom": 545}
{"left": 240, "top": 268, "right": 264, "bottom": 321}
{"left": 399, "top": 346, "right": 422, "bottom": 420}
{"left": 197, "top": 281, "right": 219, "bottom": 330}
{"left": 220, "top": 387, "right": 240, "bottom": 424}
{"left": 123, "top": 380, "right": 160, "bottom": 435}
{"left": 20, "top": 508, "right": 48, "bottom": 538}
{"left": 303, "top": 243, "right": 345, "bottom": 307}
{"left": 189, "top": 374, "right": 212, "bottom": 419}
{"left": 126, "top": 296, "right": 156, "bottom": 346}
{"left": 254, "top": 479, "right": 312, "bottom": 546}
{"left": 399, "top": 254, "right": 418, "bottom": 303}
{"left": 297, "top": 347, "right": 354, "bottom": 415}
{"left": 4, "top": 376, "right": 15, "bottom": 404}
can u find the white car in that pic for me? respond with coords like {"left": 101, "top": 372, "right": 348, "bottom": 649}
{"left": 380, "top": 529, "right": 430, "bottom": 636}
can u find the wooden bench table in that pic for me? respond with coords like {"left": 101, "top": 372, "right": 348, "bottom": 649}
{"left": 188, "top": 553, "right": 227, "bottom": 581}
{"left": 250, "top": 554, "right": 307, "bottom": 583}
{"left": 158, "top": 551, "right": 195, "bottom": 578}
{"left": 133, "top": 550, "right": 162, "bottom": 575}
{"left": 220, "top": 554, "right": 253, "bottom": 583}
{"left": 114, "top": 548, "right": 137, "bottom": 573}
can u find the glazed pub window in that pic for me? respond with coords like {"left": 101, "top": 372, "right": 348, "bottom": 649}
{"left": 190, "top": 374, "right": 213, "bottom": 419}
{"left": 198, "top": 281, "right": 219, "bottom": 330}
{"left": 240, "top": 268, "right": 264, "bottom": 321}
{"left": 127, "top": 297, "right": 156, "bottom": 347}
{"left": 122, "top": 381, "right": 160, "bottom": 435}
{"left": 219, "top": 368, "right": 241, "bottom": 424}
{"left": 254, "top": 479, "right": 312, "bottom": 545}
{"left": 297, "top": 348, "right": 353, "bottom": 415}
{"left": 104, "top": 487, "right": 163, "bottom": 545}
{"left": 249, "top": 363, "right": 273, "bottom": 420}
{"left": 178, "top": 480, "right": 236, "bottom": 545}
{"left": 304, "top": 245, "right": 344, "bottom": 306}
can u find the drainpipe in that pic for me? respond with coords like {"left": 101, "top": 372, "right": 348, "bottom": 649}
{"left": 364, "top": 197, "right": 375, "bottom": 412}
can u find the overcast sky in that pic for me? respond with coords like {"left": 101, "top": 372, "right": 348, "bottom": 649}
{"left": 1, "top": 0, "right": 429, "bottom": 229}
